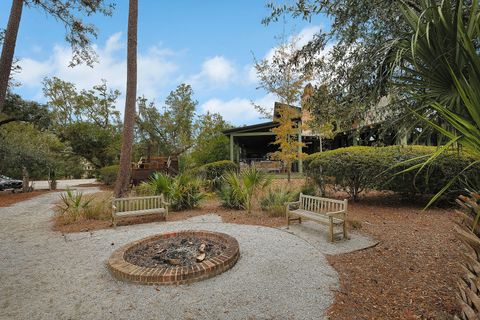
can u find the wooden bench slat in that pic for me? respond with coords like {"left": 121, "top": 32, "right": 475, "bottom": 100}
{"left": 112, "top": 195, "right": 168, "bottom": 226}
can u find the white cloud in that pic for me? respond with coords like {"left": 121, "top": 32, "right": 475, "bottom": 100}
{"left": 187, "top": 55, "right": 236, "bottom": 89}
{"left": 199, "top": 93, "right": 276, "bottom": 125}
{"left": 202, "top": 56, "right": 235, "bottom": 82}
{"left": 16, "top": 58, "right": 51, "bottom": 86}
{"left": 16, "top": 32, "right": 179, "bottom": 106}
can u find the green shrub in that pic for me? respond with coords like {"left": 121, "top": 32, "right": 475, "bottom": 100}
{"left": 305, "top": 146, "right": 480, "bottom": 201}
{"left": 195, "top": 160, "right": 237, "bottom": 190}
{"left": 140, "top": 172, "right": 206, "bottom": 211}
{"left": 260, "top": 187, "right": 296, "bottom": 217}
{"left": 218, "top": 166, "right": 271, "bottom": 213}
{"left": 99, "top": 165, "right": 119, "bottom": 185}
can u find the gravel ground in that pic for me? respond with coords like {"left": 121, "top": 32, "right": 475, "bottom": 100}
{"left": 0, "top": 186, "right": 374, "bottom": 320}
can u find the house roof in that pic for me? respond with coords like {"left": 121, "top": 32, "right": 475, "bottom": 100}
{"left": 222, "top": 121, "right": 278, "bottom": 135}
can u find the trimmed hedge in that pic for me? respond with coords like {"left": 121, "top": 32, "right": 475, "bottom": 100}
{"left": 195, "top": 160, "right": 237, "bottom": 190}
{"left": 98, "top": 165, "right": 119, "bottom": 186}
{"left": 305, "top": 146, "right": 480, "bottom": 201}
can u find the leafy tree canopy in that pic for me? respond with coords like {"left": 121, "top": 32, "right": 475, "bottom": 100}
{"left": 263, "top": 0, "right": 476, "bottom": 131}
{"left": 136, "top": 84, "right": 197, "bottom": 157}
{"left": 0, "top": 121, "right": 84, "bottom": 179}
{"left": 42, "top": 76, "right": 121, "bottom": 168}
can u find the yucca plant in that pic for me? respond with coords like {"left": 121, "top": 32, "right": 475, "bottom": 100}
{"left": 387, "top": 1, "right": 480, "bottom": 318}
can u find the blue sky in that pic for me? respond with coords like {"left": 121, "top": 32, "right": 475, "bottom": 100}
{"left": 1, "top": 1, "right": 327, "bottom": 125}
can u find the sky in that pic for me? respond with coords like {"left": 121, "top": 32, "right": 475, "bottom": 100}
{"left": 0, "top": 1, "right": 328, "bottom": 126}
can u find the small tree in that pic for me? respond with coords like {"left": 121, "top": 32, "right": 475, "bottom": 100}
{"left": 254, "top": 34, "right": 310, "bottom": 181}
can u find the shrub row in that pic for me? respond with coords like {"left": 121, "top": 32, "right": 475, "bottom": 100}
{"left": 304, "top": 146, "right": 480, "bottom": 201}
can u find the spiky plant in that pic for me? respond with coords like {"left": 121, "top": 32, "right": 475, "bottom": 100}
{"left": 219, "top": 167, "right": 271, "bottom": 214}
{"left": 57, "top": 189, "right": 93, "bottom": 223}
{"left": 387, "top": 1, "right": 480, "bottom": 318}
{"left": 141, "top": 172, "right": 205, "bottom": 211}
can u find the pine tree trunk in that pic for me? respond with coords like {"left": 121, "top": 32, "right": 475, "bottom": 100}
{"left": 0, "top": 0, "right": 23, "bottom": 112}
{"left": 113, "top": 0, "right": 137, "bottom": 198}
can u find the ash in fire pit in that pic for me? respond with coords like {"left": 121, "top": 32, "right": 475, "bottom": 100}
{"left": 125, "top": 236, "right": 226, "bottom": 268}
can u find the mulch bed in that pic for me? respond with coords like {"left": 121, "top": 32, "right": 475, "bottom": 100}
{"left": 326, "top": 194, "right": 464, "bottom": 319}
{"left": 0, "top": 190, "right": 53, "bottom": 207}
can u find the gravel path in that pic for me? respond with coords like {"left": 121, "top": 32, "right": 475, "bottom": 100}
{"left": 0, "top": 187, "right": 374, "bottom": 320}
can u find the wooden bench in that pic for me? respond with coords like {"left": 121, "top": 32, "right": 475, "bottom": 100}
{"left": 112, "top": 195, "right": 169, "bottom": 227}
{"left": 286, "top": 193, "right": 348, "bottom": 242}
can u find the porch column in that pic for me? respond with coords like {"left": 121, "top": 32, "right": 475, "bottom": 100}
{"left": 230, "top": 134, "right": 234, "bottom": 162}
{"left": 298, "top": 131, "right": 303, "bottom": 174}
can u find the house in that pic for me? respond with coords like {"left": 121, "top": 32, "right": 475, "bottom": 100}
{"left": 223, "top": 102, "right": 320, "bottom": 174}
{"left": 223, "top": 98, "right": 437, "bottom": 173}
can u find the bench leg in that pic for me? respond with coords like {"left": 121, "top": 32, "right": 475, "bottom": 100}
{"left": 343, "top": 222, "right": 348, "bottom": 240}
{"left": 286, "top": 210, "right": 289, "bottom": 229}
{"left": 329, "top": 217, "right": 334, "bottom": 243}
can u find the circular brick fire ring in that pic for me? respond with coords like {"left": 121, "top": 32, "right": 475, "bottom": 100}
{"left": 107, "top": 230, "right": 240, "bottom": 285}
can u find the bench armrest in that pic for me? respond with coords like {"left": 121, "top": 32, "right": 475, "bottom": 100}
{"left": 326, "top": 210, "right": 346, "bottom": 218}
{"left": 286, "top": 201, "right": 300, "bottom": 210}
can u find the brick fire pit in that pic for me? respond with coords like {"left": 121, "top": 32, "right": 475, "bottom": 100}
{"left": 107, "top": 230, "right": 240, "bottom": 285}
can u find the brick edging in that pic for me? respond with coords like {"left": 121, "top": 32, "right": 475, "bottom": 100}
{"left": 107, "top": 230, "right": 240, "bottom": 285}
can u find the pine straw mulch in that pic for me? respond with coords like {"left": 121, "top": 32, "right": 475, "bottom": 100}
{"left": 326, "top": 192, "right": 465, "bottom": 320}
{"left": 0, "top": 190, "right": 55, "bottom": 207}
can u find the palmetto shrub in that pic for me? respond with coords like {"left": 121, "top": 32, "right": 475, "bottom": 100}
{"left": 140, "top": 172, "right": 206, "bottom": 211}
{"left": 57, "top": 190, "right": 112, "bottom": 224}
{"left": 218, "top": 166, "right": 271, "bottom": 213}
{"left": 218, "top": 171, "right": 247, "bottom": 210}
{"left": 387, "top": 1, "right": 480, "bottom": 317}
{"left": 260, "top": 187, "right": 296, "bottom": 217}
{"left": 57, "top": 189, "right": 92, "bottom": 223}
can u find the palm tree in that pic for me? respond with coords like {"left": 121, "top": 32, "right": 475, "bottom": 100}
{"left": 114, "top": 0, "right": 138, "bottom": 198}
{"left": 0, "top": 0, "right": 23, "bottom": 112}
